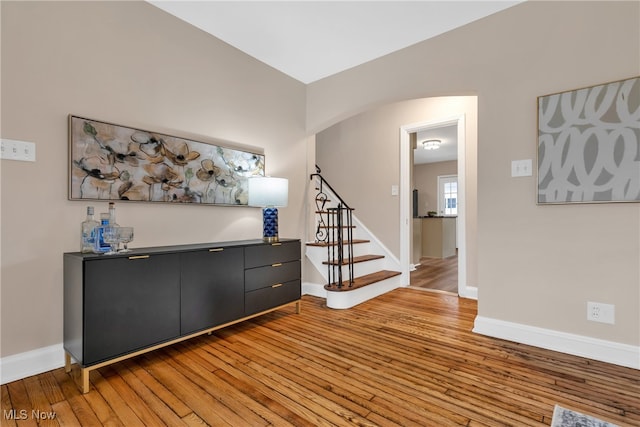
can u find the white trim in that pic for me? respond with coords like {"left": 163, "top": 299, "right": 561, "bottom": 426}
{"left": 459, "top": 286, "right": 478, "bottom": 300}
{"left": 400, "top": 115, "right": 470, "bottom": 298}
{"left": 399, "top": 127, "right": 411, "bottom": 285}
{"left": 1, "top": 344, "right": 66, "bottom": 384}
{"left": 302, "top": 281, "right": 327, "bottom": 298}
{"left": 351, "top": 214, "right": 401, "bottom": 270}
{"left": 473, "top": 316, "right": 640, "bottom": 370}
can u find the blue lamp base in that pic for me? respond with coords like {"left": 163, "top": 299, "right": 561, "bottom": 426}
{"left": 262, "top": 207, "right": 279, "bottom": 243}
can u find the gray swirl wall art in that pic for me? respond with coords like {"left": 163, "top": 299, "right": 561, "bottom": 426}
{"left": 537, "top": 76, "right": 640, "bottom": 204}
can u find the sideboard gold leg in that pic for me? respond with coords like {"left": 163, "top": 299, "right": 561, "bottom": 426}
{"left": 64, "top": 352, "right": 71, "bottom": 373}
{"left": 81, "top": 368, "right": 90, "bottom": 394}
{"left": 296, "top": 300, "right": 301, "bottom": 314}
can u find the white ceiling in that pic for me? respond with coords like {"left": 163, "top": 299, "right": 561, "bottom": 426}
{"left": 148, "top": 1, "right": 523, "bottom": 84}
{"left": 414, "top": 125, "right": 458, "bottom": 164}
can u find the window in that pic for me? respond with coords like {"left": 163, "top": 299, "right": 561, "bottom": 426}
{"left": 438, "top": 175, "right": 458, "bottom": 216}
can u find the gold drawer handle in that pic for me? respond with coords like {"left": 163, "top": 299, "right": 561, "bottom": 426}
{"left": 271, "top": 242, "right": 282, "bottom": 246}
{"left": 271, "top": 263, "right": 282, "bottom": 267}
{"left": 128, "top": 255, "right": 150, "bottom": 260}
{"left": 209, "top": 248, "right": 224, "bottom": 252}
{"left": 271, "top": 283, "right": 283, "bottom": 288}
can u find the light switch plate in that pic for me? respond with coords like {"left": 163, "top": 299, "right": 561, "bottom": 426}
{"left": 511, "top": 159, "right": 532, "bottom": 177}
{"left": 1, "top": 139, "right": 36, "bottom": 162}
{"left": 391, "top": 185, "right": 399, "bottom": 196}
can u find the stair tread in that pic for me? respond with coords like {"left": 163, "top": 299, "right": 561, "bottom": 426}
{"left": 315, "top": 209, "right": 355, "bottom": 213}
{"left": 325, "top": 270, "right": 402, "bottom": 292}
{"left": 306, "top": 239, "right": 370, "bottom": 247}
{"left": 323, "top": 254, "right": 385, "bottom": 265}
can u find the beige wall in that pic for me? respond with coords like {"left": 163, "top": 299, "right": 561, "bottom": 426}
{"left": 414, "top": 160, "right": 458, "bottom": 217}
{"left": 310, "top": 1, "right": 640, "bottom": 346}
{"left": 0, "top": 1, "right": 308, "bottom": 357}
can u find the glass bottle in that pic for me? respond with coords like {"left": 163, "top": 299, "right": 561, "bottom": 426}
{"left": 94, "top": 212, "right": 112, "bottom": 253}
{"left": 80, "top": 206, "right": 100, "bottom": 253}
{"left": 108, "top": 202, "right": 119, "bottom": 227}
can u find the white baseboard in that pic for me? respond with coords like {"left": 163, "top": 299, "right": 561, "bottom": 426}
{"left": 459, "top": 285, "right": 478, "bottom": 300}
{"left": 302, "top": 282, "right": 327, "bottom": 298}
{"left": 1, "top": 344, "right": 66, "bottom": 384}
{"left": 473, "top": 316, "right": 640, "bottom": 370}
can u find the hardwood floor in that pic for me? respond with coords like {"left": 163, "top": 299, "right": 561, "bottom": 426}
{"left": 3, "top": 289, "right": 639, "bottom": 426}
{"left": 410, "top": 254, "right": 458, "bottom": 293}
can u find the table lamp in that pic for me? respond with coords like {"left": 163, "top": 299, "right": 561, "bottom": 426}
{"left": 248, "top": 176, "right": 288, "bottom": 243}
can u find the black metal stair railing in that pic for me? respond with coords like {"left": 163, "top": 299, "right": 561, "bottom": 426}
{"left": 310, "top": 166, "right": 354, "bottom": 289}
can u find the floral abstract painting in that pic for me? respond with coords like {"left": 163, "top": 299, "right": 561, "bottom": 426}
{"left": 69, "top": 116, "right": 264, "bottom": 205}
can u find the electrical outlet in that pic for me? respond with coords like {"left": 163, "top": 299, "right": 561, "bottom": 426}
{"left": 0, "top": 139, "right": 36, "bottom": 162}
{"left": 587, "top": 301, "right": 615, "bottom": 324}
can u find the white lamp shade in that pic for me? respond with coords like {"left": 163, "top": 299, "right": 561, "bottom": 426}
{"left": 248, "top": 176, "right": 288, "bottom": 207}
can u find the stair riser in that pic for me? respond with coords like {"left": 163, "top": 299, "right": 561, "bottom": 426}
{"left": 308, "top": 243, "right": 372, "bottom": 259}
{"left": 326, "top": 275, "right": 404, "bottom": 309}
{"left": 306, "top": 246, "right": 384, "bottom": 282}
{"left": 327, "top": 259, "right": 387, "bottom": 278}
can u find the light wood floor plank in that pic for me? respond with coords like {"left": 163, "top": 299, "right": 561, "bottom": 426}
{"left": 89, "top": 369, "right": 145, "bottom": 427}
{"left": 137, "top": 353, "right": 235, "bottom": 426}
{"left": 410, "top": 255, "right": 458, "bottom": 292}
{"left": 80, "top": 382, "right": 125, "bottom": 427}
{"left": 22, "top": 376, "right": 58, "bottom": 427}
{"left": 3, "top": 289, "right": 639, "bottom": 426}
{"left": 120, "top": 358, "right": 192, "bottom": 419}
{"left": 116, "top": 359, "right": 188, "bottom": 426}
{"left": 37, "top": 372, "right": 65, "bottom": 406}
{"left": 161, "top": 344, "right": 279, "bottom": 426}
{"left": 6, "top": 379, "right": 39, "bottom": 427}
{"left": 49, "top": 400, "right": 81, "bottom": 427}
{"left": 2, "top": 384, "right": 18, "bottom": 427}
{"left": 102, "top": 363, "right": 176, "bottom": 427}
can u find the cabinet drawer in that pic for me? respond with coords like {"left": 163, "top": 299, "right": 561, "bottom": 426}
{"left": 245, "top": 279, "right": 301, "bottom": 316}
{"left": 244, "top": 241, "right": 300, "bottom": 268}
{"left": 245, "top": 261, "right": 300, "bottom": 292}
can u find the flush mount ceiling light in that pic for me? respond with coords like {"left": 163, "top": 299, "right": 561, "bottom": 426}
{"left": 422, "top": 139, "right": 441, "bottom": 150}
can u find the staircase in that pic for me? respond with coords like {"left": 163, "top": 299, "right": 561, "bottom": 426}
{"left": 305, "top": 167, "right": 403, "bottom": 309}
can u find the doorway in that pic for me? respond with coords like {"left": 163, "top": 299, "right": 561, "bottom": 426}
{"left": 400, "top": 115, "right": 475, "bottom": 299}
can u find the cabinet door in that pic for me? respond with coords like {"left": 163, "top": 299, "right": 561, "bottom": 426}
{"left": 83, "top": 254, "right": 180, "bottom": 365}
{"left": 180, "top": 247, "right": 244, "bottom": 335}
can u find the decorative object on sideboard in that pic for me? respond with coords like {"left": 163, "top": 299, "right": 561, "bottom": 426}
{"left": 81, "top": 202, "right": 135, "bottom": 254}
{"left": 93, "top": 212, "right": 112, "bottom": 254}
{"left": 117, "top": 227, "right": 134, "bottom": 253}
{"left": 69, "top": 115, "right": 265, "bottom": 205}
{"left": 537, "top": 76, "right": 640, "bottom": 204}
{"left": 80, "top": 206, "right": 100, "bottom": 253}
{"left": 248, "top": 176, "right": 289, "bottom": 243}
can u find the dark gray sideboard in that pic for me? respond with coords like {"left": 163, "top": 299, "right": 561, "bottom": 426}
{"left": 63, "top": 239, "right": 301, "bottom": 393}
